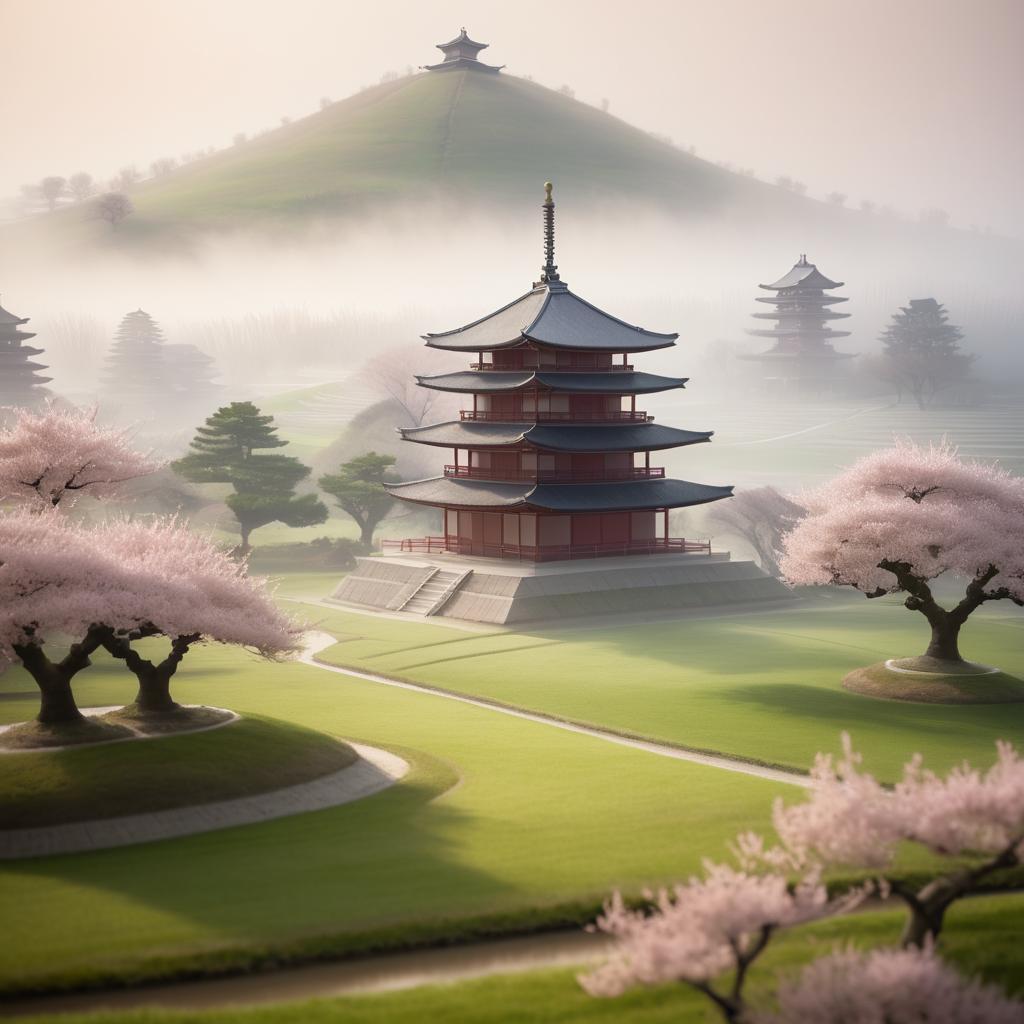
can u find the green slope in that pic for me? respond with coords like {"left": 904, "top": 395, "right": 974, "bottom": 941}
{"left": 35, "top": 71, "right": 811, "bottom": 241}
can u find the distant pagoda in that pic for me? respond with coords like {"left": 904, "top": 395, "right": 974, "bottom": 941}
{"left": 423, "top": 28, "right": 504, "bottom": 74}
{"left": 740, "top": 255, "right": 854, "bottom": 385}
{"left": 101, "top": 308, "right": 165, "bottom": 413}
{"left": 0, "top": 297, "right": 51, "bottom": 407}
{"left": 385, "top": 183, "right": 732, "bottom": 562}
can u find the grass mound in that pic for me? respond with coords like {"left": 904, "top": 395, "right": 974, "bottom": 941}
{"left": 0, "top": 717, "right": 134, "bottom": 751}
{"left": 99, "top": 704, "right": 235, "bottom": 734}
{"left": 0, "top": 716, "right": 359, "bottom": 830}
{"left": 843, "top": 661, "right": 1024, "bottom": 705}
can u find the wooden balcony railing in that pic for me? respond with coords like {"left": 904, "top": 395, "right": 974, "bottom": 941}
{"left": 459, "top": 410, "right": 652, "bottom": 423}
{"left": 381, "top": 536, "right": 712, "bottom": 562}
{"left": 443, "top": 465, "right": 666, "bottom": 482}
{"left": 470, "top": 362, "right": 634, "bottom": 372}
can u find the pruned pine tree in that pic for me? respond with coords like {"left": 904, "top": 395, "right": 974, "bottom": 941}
{"left": 173, "top": 402, "right": 327, "bottom": 553}
{"left": 880, "top": 298, "right": 972, "bottom": 408}
{"left": 318, "top": 452, "right": 398, "bottom": 549}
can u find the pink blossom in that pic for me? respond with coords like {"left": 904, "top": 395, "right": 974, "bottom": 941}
{"left": 579, "top": 862, "right": 860, "bottom": 999}
{"left": 769, "top": 733, "right": 1024, "bottom": 868}
{"left": 0, "top": 509, "right": 299, "bottom": 676}
{"left": 0, "top": 403, "right": 159, "bottom": 509}
{"left": 782, "top": 440, "right": 1024, "bottom": 600}
{"left": 755, "top": 945, "right": 1024, "bottom": 1024}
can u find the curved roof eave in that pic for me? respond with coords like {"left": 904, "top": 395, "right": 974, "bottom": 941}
{"left": 385, "top": 476, "right": 734, "bottom": 513}
{"left": 397, "top": 421, "right": 715, "bottom": 452}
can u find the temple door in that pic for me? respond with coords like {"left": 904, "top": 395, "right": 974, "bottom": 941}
{"left": 470, "top": 512, "right": 485, "bottom": 556}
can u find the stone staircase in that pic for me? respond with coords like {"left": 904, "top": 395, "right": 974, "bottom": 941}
{"left": 398, "top": 569, "right": 471, "bottom": 616}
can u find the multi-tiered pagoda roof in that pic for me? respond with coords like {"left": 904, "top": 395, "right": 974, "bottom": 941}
{"left": 386, "top": 184, "right": 731, "bottom": 561}
{"left": 423, "top": 28, "right": 504, "bottom": 74}
{"left": 741, "top": 255, "right": 854, "bottom": 373}
{"left": 0, "top": 297, "right": 51, "bottom": 407}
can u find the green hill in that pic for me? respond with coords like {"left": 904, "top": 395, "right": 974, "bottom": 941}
{"left": 30, "top": 70, "right": 830, "bottom": 242}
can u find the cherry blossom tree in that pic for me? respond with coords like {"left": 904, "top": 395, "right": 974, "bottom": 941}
{"left": 1, "top": 510, "right": 300, "bottom": 723}
{"left": 707, "top": 486, "right": 805, "bottom": 577}
{"left": 0, "top": 510, "right": 127, "bottom": 723}
{"left": 758, "top": 733, "right": 1024, "bottom": 948}
{"left": 581, "top": 734, "right": 1024, "bottom": 1021}
{"left": 92, "top": 517, "right": 300, "bottom": 713}
{"left": 780, "top": 441, "right": 1024, "bottom": 666}
{"left": 756, "top": 945, "right": 1023, "bottom": 1024}
{"left": 580, "top": 862, "right": 866, "bottom": 1022}
{"left": 0, "top": 403, "right": 159, "bottom": 509}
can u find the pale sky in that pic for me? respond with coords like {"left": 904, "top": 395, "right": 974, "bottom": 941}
{"left": 2, "top": 0, "right": 1022, "bottom": 234}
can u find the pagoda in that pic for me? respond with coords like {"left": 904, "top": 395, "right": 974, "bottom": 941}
{"left": 385, "top": 183, "right": 732, "bottom": 561}
{"left": 331, "top": 186, "right": 788, "bottom": 623}
{"left": 740, "top": 255, "right": 854, "bottom": 386}
{"left": 0, "top": 297, "right": 51, "bottom": 408}
{"left": 423, "top": 28, "right": 504, "bottom": 74}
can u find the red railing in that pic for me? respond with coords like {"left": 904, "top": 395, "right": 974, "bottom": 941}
{"left": 381, "top": 536, "right": 448, "bottom": 554}
{"left": 443, "top": 465, "right": 666, "bottom": 482}
{"left": 460, "top": 410, "right": 652, "bottom": 423}
{"left": 381, "top": 536, "right": 711, "bottom": 562}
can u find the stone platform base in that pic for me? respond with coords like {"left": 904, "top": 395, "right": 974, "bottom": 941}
{"left": 330, "top": 552, "right": 791, "bottom": 625}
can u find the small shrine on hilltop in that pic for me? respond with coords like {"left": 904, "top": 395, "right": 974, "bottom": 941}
{"left": 332, "top": 186, "right": 788, "bottom": 624}
{"left": 423, "top": 28, "right": 504, "bottom": 74}
{"left": 0, "top": 297, "right": 51, "bottom": 408}
{"left": 740, "top": 255, "right": 855, "bottom": 388}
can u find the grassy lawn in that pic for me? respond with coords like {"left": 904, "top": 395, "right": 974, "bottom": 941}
{"left": 2, "top": 573, "right": 1020, "bottom": 997}
{"left": 10, "top": 894, "right": 1024, "bottom": 1023}
{"left": 0, "top": 717, "right": 356, "bottom": 829}
{"left": 0, "top": 639, "right": 793, "bottom": 995}
{"left": 300, "top": 587, "right": 1024, "bottom": 779}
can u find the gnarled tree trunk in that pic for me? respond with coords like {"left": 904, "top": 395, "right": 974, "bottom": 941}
{"left": 13, "top": 625, "right": 108, "bottom": 726}
{"left": 102, "top": 630, "right": 199, "bottom": 714}
{"left": 924, "top": 616, "right": 963, "bottom": 663}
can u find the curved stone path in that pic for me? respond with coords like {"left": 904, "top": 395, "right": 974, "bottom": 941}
{"left": 0, "top": 742, "right": 408, "bottom": 861}
{"left": 301, "top": 632, "right": 809, "bottom": 789}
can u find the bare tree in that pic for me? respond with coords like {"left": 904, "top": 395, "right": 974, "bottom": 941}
{"left": 110, "top": 166, "right": 140, "bottom": 192}
{"left": 920, "top": 207, "right": 950, "bottom": 228}
{"left": 67, "top": 172, "right": 97, "bottom": 202}
{"left": 150, "top": 157, "right": 178, "bottom": 177}
{"left": 233, "top": 132, "right": 247, "bottom": 146}
{"left": 558, "top": 84, "right": 576, "bottom": 98}
{"left": 707, "top": 486, "right": 805, "bottom": 577}
{"left": 362, "top": 344, "right": 453, "bottom": 427}
{"left": 600, "top": 97, "right": 610, "bottom": 113}
{"left": 826, "top": 191, "right": 847, "bottom": 206}
{"left": 95, "top": 192, "right": 134, "bottom": 231}
{"left": 319, "top": 96, "right": 332, "bottom": 110}
{"left": 40, "top": 176, "right": 67, "bottom": 211}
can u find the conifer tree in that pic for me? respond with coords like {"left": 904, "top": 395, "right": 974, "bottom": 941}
{"left": 173, "top": 401, "right": 327, "bottom": 553}
{"left": 318, "top": 452, "right": 397, "bottom": 548}
{"left": 879, "top": 298, "right": 972, "bottom": 409}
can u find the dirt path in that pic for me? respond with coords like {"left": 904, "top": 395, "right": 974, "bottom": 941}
{"left": 301, "top": 632, "right": 810, "bottom": 789}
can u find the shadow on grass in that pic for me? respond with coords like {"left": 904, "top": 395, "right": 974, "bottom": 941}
{"left": 722, "top": 681, "right": 1024, "bottom": 738}
{"left": 0, "top": 747, "right": 530, "bottom": 996}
